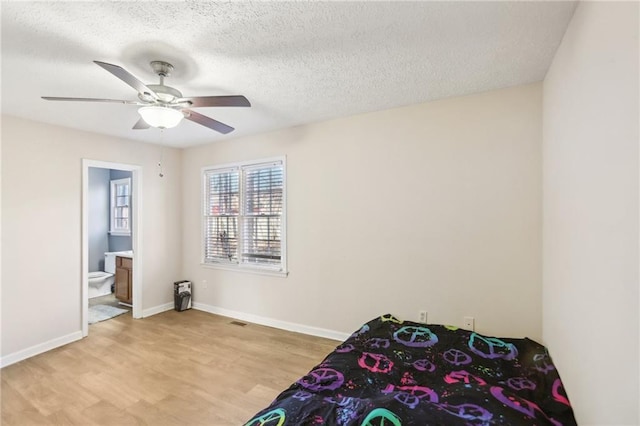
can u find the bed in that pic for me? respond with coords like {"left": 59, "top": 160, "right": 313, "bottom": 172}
{"left": 245, "top": 314, "right": 576, "bottom": 425}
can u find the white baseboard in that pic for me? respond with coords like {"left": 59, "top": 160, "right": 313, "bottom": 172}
{"left": 0, "top": 331, "right": 83, "bottom": 369}
{"left": 192, "top": 302, "right": 351, "bottom": 342}
{"left": 142, "top": 302, "right": 174, "bottom": 318}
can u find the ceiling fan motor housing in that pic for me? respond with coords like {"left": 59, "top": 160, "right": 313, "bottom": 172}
{"left": 146, "top": 84, "right": 183, "bottom": 103}
{"left": 137, "top": 61, "right": 183, "bottom": 103}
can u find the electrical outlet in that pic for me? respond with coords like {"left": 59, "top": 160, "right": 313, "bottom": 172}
{"left": 463, "top": 316, "right": 475, "bottom": 331}
{"left": 202, "top": 279, "right": 208, "bottom": 290}
{"left": 419, "top": 311, "right": 428, "bottom": 323}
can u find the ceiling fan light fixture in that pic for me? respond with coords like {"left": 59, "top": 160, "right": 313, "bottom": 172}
{"left": 138, "top": 106, "right": 183, "bottom": 128}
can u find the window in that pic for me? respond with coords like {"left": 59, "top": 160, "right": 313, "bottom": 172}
{"left": 203, "top": 158, "right": 286, "bottom": 274}
{"left": 110, "top": 178, "right": 131, "bottom": 235}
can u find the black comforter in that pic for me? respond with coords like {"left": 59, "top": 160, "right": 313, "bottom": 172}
{"left": 245, "top": 315, "right": 576, "bottom": 425}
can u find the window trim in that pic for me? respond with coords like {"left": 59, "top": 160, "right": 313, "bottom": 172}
{"left": 109, "top": 177, "right": 131, "bottom": 236}
{"left": 200, "top": 156, "right": 287, "bottom": 277}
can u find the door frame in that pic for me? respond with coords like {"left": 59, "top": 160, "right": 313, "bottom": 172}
{"left": 81, "top": 159, "right": 143, "bottom": 337}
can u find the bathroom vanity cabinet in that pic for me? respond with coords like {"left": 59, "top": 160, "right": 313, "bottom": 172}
{"left": 115, "top": 256, "right": 132, "bottom": 305}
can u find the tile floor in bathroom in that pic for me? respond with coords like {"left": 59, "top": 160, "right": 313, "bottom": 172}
{"left": 89, "top": 293, "right": 129, "bottom": 311}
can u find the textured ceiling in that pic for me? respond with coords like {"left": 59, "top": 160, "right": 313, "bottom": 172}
{"left": 1, "top": 1, "right": 577, "bottom": 148}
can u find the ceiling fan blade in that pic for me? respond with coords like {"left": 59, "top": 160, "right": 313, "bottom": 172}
{"left": 132, "top": 118, "right": 150, "bottom": 130}
{"left": 93, "top": 61, "right": 159, "bottom": 100}
{"left": 178, "top": 95, "right": 251, "bottom": 108}
{"left": 184, "top": 110, "right": 234, "bottom": 134}
{"left": 42, "top": 96, "right": 141, "bottom": 104}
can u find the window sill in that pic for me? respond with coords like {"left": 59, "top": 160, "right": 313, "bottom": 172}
{"left": 200, "top": 262, "right": 289, "bottom": 278}
{"left": 109, "top": 231, "right": 131, "bottom": 237}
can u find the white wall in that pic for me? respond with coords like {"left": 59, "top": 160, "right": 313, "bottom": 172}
{"left": 1, "top": 116, "right": 183, "bottom": 359}
{"left": 543, "top": 2, "right": 639, "bottom": 425}
{"left": 182, "top": 83, "right": 543, "bottom": 340}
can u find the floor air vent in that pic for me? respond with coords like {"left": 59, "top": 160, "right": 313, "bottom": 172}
{"left": 230, "top": 320, "right": 247, "bottom": 327}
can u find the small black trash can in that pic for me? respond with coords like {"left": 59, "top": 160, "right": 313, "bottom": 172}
{"left": 174, "top": 280, "right": 192, "bottom": 311}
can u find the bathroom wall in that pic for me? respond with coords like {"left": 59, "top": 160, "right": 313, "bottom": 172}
{"left": 88, "top": 168, "right": 133, "bottom": 271}
{"left": 108, "top": 169, "right": 133, "bottom": 252}
{"left": 88, "top": 167, "right": 110, "bottom": 272}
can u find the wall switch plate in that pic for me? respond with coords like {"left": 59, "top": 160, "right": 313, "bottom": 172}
{"left": 202, "top": 280, "right": 208, "bottom": 290}
{"left": 419, "top": 311, "right": 428, "bottom": 323}
{"left": 463, "top": 316, "right": 475, "bottom": 331}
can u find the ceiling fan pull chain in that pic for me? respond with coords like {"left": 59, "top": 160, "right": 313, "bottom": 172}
{"left": 158, "top": 131, "right": 165, "bottom": 178}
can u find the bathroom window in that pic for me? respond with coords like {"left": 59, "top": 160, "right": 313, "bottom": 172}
{"left": 110, "top": 178, "right": 131, "bottom": 236}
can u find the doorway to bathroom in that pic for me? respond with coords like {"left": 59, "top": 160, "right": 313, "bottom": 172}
{"left": 81, "top": 160, "right": 143, "bottom": 337}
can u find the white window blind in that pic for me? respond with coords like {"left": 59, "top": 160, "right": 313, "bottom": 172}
{"left": 203, "top": 158, "right": 286, "bottom": 273}
{"left": 204, "top": 168, "right": 239, "bottom": 262}
{"left": 242, "top": 164, "right": 283, "bottom": 266}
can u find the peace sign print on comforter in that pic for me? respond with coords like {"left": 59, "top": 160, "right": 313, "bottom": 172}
{"left": 245, "top": 314, "right": 577, "bottom": 426}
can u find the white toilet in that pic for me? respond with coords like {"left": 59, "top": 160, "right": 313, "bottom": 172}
{"left": 88, "top": 252, "right": 117, "bottom": 299}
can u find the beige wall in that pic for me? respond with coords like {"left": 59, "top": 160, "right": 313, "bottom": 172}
{"left": 182, "top": 83, "right": 543, "bottom": 340}
{"left": 1, "top": 116, "right": 183, "bottom": 358}
{"left": 543, "top": 2, "right": 639, "bottom": 424}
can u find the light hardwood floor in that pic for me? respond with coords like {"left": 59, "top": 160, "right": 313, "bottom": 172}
{"left": 1, "top": 310, "right": 339, "bottom": 425}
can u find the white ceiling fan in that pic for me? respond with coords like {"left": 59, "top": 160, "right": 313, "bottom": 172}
{"left": 43, "top": 60, "right": 251, "bottom": 134}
